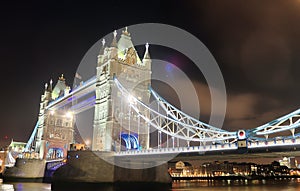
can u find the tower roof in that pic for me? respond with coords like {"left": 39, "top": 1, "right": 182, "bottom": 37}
{"left": 51, "top": 74, "right": 67, "bottom": 100}
{"left": 117, "top": 27, "right": 141, "bottom": 64}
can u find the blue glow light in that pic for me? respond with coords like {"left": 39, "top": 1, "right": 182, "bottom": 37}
{"left": 67, "top": 96, "right": 75, "bottom": 101}
{"left": 165, "top": 63, "right": 173, "bottom": 73}
{"left": 75, "top": 154, "right": 79, "bottom": 159}
{"left": 70, "top": 95, "right": 96, "bottom": 110}
{"left": 17, "top": 183, "right": 23, "bottom": 190}
{"left": 46, "top": 75, "right": 96, "bottom": 109}
{"left": 121, "top": 133, "right": 139, "bottom": 150}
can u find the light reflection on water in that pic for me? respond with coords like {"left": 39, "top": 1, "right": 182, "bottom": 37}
{"left": 4, "top": 182, "right": 51, "bottom": 191}
{"left": 3, "top": 179, "right": 300, "bottom": 191}
{"left": 172, "top": 179, "right": 300, "bottom": 191}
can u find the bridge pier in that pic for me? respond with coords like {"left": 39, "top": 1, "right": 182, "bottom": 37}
{"left": 52, "top": 150, "right": 172, "bottom": 184}
{"left": 3, "top": 158, "right": 46, "bottom": 181}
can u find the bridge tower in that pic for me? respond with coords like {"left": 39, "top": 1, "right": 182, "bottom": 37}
{"left": 34, "top": 75, "right": 75, "bottom": 159}
{"left": 92, "top": 27, "right": 151, "bottom": 151}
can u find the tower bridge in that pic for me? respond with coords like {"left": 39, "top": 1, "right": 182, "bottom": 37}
{"left": 22, "top": 27, "right": 300, "bottom": 162}
{"left": 4, "top": 26, "right": 300, "bottom": 183}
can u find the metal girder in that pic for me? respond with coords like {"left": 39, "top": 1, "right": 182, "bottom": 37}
{"left": 150, "top": 87, "right": 232, "bottom": 133}
{"left": 114, "top": 77, "right": 237, "bottom": 142}
{"left": 25, "top": 117, "right": 43, "bottom": 152}
{"left": 251, "top": 108, "right": 300, "bottom": 137}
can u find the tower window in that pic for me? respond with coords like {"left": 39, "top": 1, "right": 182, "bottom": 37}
{"left": 56, "top": 119, "right": 62, "bottom": 126}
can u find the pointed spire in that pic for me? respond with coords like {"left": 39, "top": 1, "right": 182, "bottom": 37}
{"left": 59, "top": 74, "right": 65, "bottom": 81}
{"left": 49, "top": 79, "right": 53, "bottom": 91}
{"left": 45, "top": 83, "right": 48, "bottom": 90}
{"left": 102, "top": 38, "right": 106, "bottom": 46}
{"left": 99, "top": 38, "right": 105, "bottom": 55}
{"left": 143, "top": 43, "right": 151, "bottom": 59}
{"left": 110, "top": 30, "right": 118, "bottom": 47}
{"left": 122, "top": 26, "right": 130, "bottom": 36}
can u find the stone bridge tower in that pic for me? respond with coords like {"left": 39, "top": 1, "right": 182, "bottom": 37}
{"left": 34, "top": 75, "right": 75, "bottom": 159}
{"left": 93, "top": 28, "right": 152, "bottom": 151}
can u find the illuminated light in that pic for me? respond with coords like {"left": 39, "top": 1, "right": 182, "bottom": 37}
{"left": 127, "top": 95, "right": 136, "bottom": 104}
{"left": 50, "top": 110, "right": 55, "bottom": 115}
{"left": 75, "top": 154, "right": 79, "bottom": 159}
{"left": 165, "top": 63, "right": 174, "bottom": 72}
{"left": 85, "top": 139, "right": 90, "bottom": 146}
{"left": 239, "top": 131, "right": 244, "bottom": 137}
{"left": 65, "top": 111, "right": 73, "bottom": 118}
{"left": 237, "top": 130, "right": 246, "bottom": 139}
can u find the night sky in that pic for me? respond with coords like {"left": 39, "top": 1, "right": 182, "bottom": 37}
{"left": 1, "top": 0, "right": 300, "bottom": 145}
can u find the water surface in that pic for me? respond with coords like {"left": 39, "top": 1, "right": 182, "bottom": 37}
{"left": 4, "top": 179, "right": 300, "bottom": 191}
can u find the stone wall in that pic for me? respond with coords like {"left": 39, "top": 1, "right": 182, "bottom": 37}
{"left": 3, "top": 158, "right": 45, "bottom": 179}
{"left": 53, "top": 150, "right": 172, "bottom": 183}
{"left": 53, "top": 150, "right": 114, "bottom": 182}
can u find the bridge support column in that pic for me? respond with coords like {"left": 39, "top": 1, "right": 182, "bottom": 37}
{"left": 3, "top": 158, "right": 46, "bottom": 180}
{"left": 53, "top": 151, "right": 172, "bottom": 184}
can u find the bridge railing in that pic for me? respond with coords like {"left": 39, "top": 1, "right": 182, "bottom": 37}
{"left": 115, "top": 143, "right": 238, "bottom": 156}
{"left": 248, "top": 137, "right": 300, "bottom": 148}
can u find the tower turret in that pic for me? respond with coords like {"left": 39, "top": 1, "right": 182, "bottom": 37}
{"left": 105, "top": 30, "right": 118, "bottom": 60}
{"left": 97, "top": 39, "right": 106, "bottom": 66}
{"left": 110, "top": 30, "right": 118, "bottom": 47}
{"left": 142, "top": 43, "right": 152, "bottom": 70}
{"left": 49, "top": 79, "right": 53, "bottom": 91}
{"left": 34, "top": 74, "right": 74, "bottom": 159}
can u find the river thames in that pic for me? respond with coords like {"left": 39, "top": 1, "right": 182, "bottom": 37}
{"left": 3, "top": 179, "right": 300, "bottom": 191}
